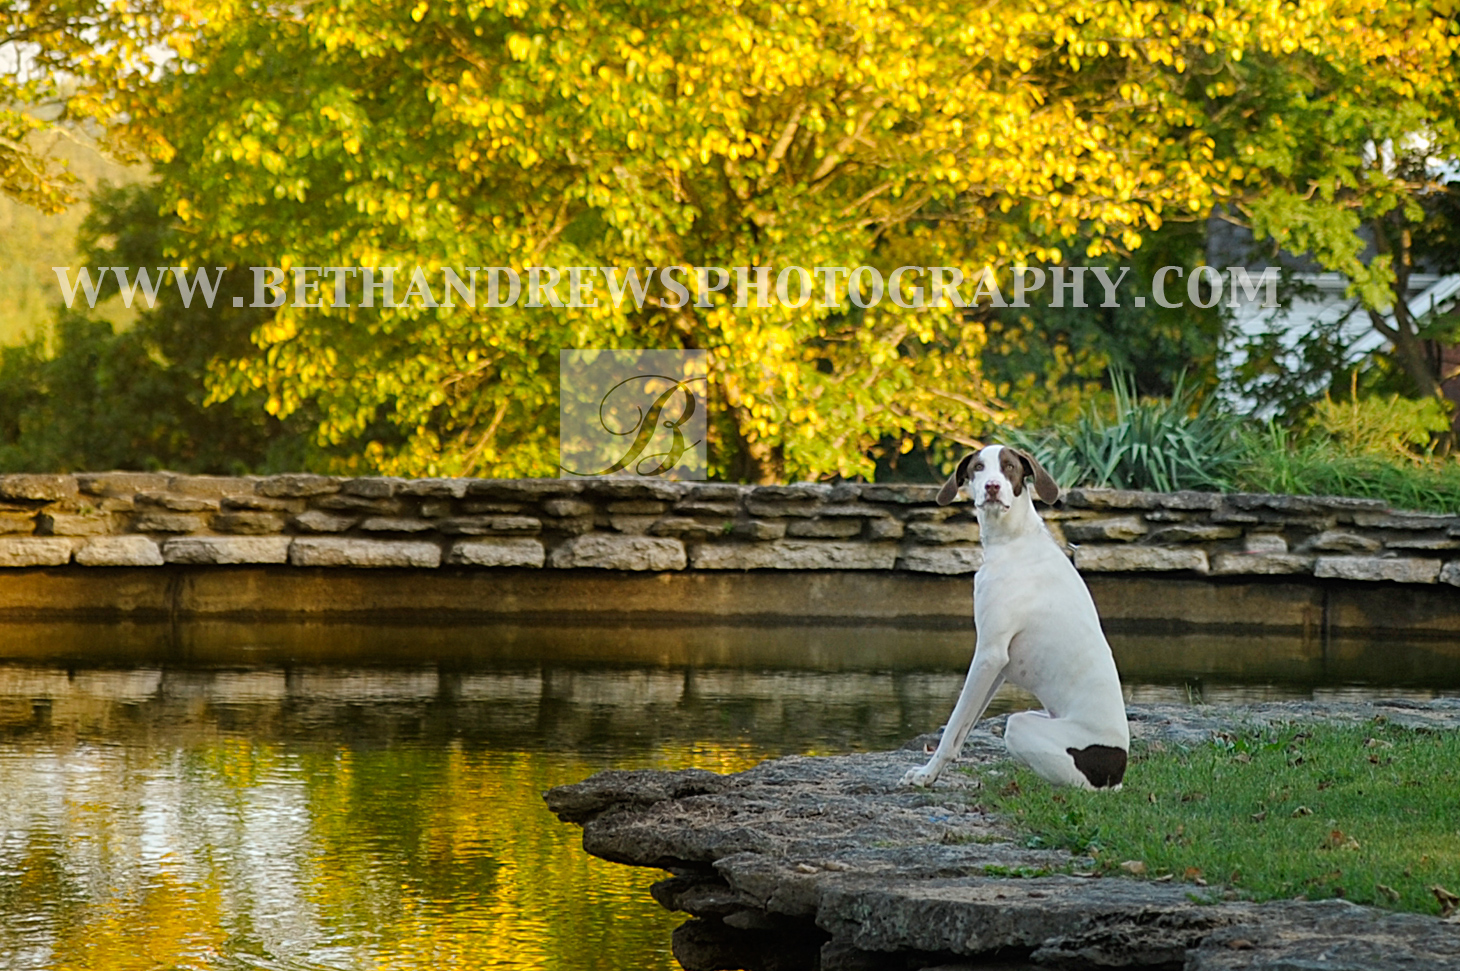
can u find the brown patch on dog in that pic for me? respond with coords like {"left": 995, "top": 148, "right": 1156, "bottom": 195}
{"left": 936, "top": 452, "right": 976, "bottom": 506}
{"left": 1066, "top": 744, "right": 1128, "bottom": 789}
{"left": 1004, "top": 447, "right": 1060, "bottom": 504}
{"left": 999, "top": 448, "right": 1025, "bottom": 497}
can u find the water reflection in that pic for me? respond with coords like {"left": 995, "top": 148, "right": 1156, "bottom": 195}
{"left": 0, "top": 622, "right": 1458, "bottom": 971}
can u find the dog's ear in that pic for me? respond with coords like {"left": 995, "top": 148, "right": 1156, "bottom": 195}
{"left": 936, "top": 452, "right": 976, "bottom": 506}
{"left": 1012, "top": 448, "right": 1060, "bottom": 505}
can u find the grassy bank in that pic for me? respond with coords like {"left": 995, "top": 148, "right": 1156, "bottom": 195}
{"left": 972, "top": 720, "right": 1460, "bottom": 917}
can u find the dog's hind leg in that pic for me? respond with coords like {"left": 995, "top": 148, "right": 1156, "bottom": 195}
{"left": 1004, "top": 710, "right": 1127, "bottom": 790}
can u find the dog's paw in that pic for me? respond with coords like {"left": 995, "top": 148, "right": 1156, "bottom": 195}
{"left": 900, "top": 765, "right": 940, "bottom": 788}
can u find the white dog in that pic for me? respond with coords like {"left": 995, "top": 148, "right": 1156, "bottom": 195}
{"left": 901, "top": 444, "right": 1129, "bottom": 790}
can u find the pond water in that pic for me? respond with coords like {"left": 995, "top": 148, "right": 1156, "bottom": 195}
{"left": 2, "top": 625, "right": 1458, "bottom": 970}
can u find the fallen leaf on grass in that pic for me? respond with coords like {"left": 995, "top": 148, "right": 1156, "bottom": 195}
{"left": 1432, "top": 885, "right": 1460, "bottom": 918}
{"left": 1250, "top": 811, "right": 1267, "bottom": 822}
{"left": 1120, "top": 860, "right": 1147, "bottom": 875}
{"left": 1322, "top": 829, "right": 1361, "bottom": 851}
{"left": 1155, "top": 873, "right": 1174, "bottom": 882}
{"left": 1291, "top": 805, "right": 1313, "bottom": 817}
{"left": 1376, "top": 884, "right": 1401, "bottom": 903}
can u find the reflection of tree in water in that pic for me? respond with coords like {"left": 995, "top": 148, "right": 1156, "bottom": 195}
{"left": 0, "top": 667, "right": 793, "bottom": 971}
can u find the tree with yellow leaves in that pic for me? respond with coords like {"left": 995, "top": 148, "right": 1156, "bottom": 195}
{"left": 29, "top": 0, "right": 1460, "bottom": 479}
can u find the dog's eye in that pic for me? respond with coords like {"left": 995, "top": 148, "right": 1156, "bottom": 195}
{"left": 973, "top": 463, "right": 983, "bottom": 471}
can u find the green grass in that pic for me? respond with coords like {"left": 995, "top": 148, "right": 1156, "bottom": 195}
{"left": 1234, "top": 423, "right": 1460, "bottom": 514}
{"left": 972, "top": 720, "right": 1460, "bottom": 916}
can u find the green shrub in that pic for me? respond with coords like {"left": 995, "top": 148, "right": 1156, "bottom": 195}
{"left": 1007, "top": 372, "right": 1242, "bottom": 493}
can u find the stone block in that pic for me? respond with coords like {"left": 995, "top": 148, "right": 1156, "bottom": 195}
{"left": 1209, "top": 552, "right": 1315, "bottom": 576}
{"left": 1063, "top": 488, "right": 1159, "bottom": 510}
{"left": 467, "top": 479, "right": 585, "bottom": 501}
{"left": 76, "top": 472, "right": 171, "bottom": 497}
{"left": 786, "top": 518, "right": 864, "bottom": 538}
{"left": 744, "top": 500, "right": 824, "bottom": 518}
{"left": 1305, "top": 530, "right": 1381, "bottom": 553}
{"left": 1314, "top": 556, "right": 1441, "bottom": 584}
{"left": 690, "top": 540, "right": 897, "bottom": 570}
{"left": 815, "top": 503, "right": 893, "bottom": 518}
{"left": 673, "top": 500, "right": 740, "bottom": 517}
{"left": 649, "top": 517, "right": 720, "bottom": 540}
{"left": 723, "top": 519, "right": 780, "bottom": 540}
{"left": 541, "top": 515, "right": 594, "bottom": 536}
{"left": 221, "top": 495, "right": 295, "bottom": 512}
{"left": 749, "top": 484, "right": 833, "bottom": 501}
{"left": 1074, "top": 546, "right": 1208, "bottom": 574}
{"left": 136, "top": 491, "right": 218, "bottom": 512}
{"left": 0, "top": 474, "right": 77, "bottom": 502}
{"left": 342, "top": 477, "right": 404, "bottom": 498}
{"left": 1244, "top": 532, "right": 1289, "bottom": 554}
{"left": 897, "top": 545, "right": 983, "bottom": 574}
{"left": 543, "top": 498, "right": 596, "bottom": 518}
{"left": 1157, "top": 491, "right": 1222, "bottom": 511}
{"left": 447, "top": 537, "right": 546, "bottom": 568}
{"left": 257, "top": 474, "right": 342, "bottom": 498}
{"left": 290, "top": 538, "right": 442, "bottom": 568}
{"left": 688, "top": 483, "right": 744, "bottom": 501}
{"left": 1209, "top": 508, "right": 1261, "bottom": 524}
{"left": 168, "top": 475, "right": 259, "bottom": 497}
{"left": 1063, "top": 516, "right": 1148, "bottom": 542}
{"left": 458, "top": 501, "right": 526, "bottom": 514}
{"left": 0, "top": 511, "right": 36, "bottom": 533}
{"left": 163, "top": 536, "right": 292, "bottom": 564}
{"left": 1441, "top": 561, "right": 1460, "bottom": 587}
{"left": 212, "top": 512, "right": 286, "bottom": 535}
{"left": 315, "top": 495, "right": 402, "bottom": 513}
{"left": 74, "top": 536, "right": 164, "bottom": 567}
{"left": 859, "top": 484, "right": 940, "bottom": 504}
{"left": 437, "top": 515, "right": 541, "bottom": 535}
{"left": 904, "top": 521, "right": 979, "bottom": 544}
{"left": 292, "top": 510, "right": 359, "bottom": 533}
{"left": 607, "top": 500, "right": 670, "bottom": 515}
{"left": 0, "top": 537, "right": 74, "bottom": 567}
{"left": 583, "top": 479, "right": 687, "bottom": 501}
{"left": 1144, "top": 524, "right": 1242, "bottom": 543}
{"left": 866, "top": 518, "right": 905, "bottom": 540}
{"left": 904, "top": 507, "right": 956, "bottom": 522}
{"left": 608, "top": 514, "right": 660, "bottom": 534}
{"left": 548, "top": 535, "right": 686, "bottom": 571}
{"left": 1381, "top": 533, "right": 1460, "bottom": 550}
{"left": 359, "top": 517, "right": 436, "bottom": 533}
{"left": 1226, "top": 493, "right": 1321, "bottom": 514}
{"left": 1352, "top": 511, "right": 1460, "bottom": 530}
{"left": 132, "top": 512, "right": 205, "bottom": 534}
{"left": 1312, "top": 495, "right": 1391, "bottom": 515}
{"left": 36, "top": 513, "right": 110, "bottom": 536}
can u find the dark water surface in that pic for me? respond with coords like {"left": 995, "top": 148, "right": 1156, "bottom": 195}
{"left": 2, "top": 624, "right": 1458, "bottom": 970}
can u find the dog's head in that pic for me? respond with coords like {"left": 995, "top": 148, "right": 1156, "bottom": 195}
{"left": 936, "top": 444, "right": 1059, "bottom": 509}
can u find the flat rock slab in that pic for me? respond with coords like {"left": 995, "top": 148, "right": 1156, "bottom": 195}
{"left": 545, "top": 700, "right": 1460, "bottom": 971}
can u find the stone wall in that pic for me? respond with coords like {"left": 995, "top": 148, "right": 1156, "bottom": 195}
{"left": 0, "top": 472, "right": 1457, "bottom": 588}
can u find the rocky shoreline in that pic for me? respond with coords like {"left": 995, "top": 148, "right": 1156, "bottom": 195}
{"left": 545, "top": 700, "right": 1460, "bottom": 970}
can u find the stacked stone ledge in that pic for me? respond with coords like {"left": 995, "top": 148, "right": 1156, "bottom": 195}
{"left": 0, "top": 472, "right": 1459, "bottom": 587}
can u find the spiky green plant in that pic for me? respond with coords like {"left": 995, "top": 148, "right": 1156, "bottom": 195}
{"left": 1007, "top": 372, "right": 1242, "bottom": 492}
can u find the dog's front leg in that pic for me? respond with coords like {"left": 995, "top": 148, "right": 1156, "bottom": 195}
{"left": 900, "top": 641, "right": 1008, "bottom": 788}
